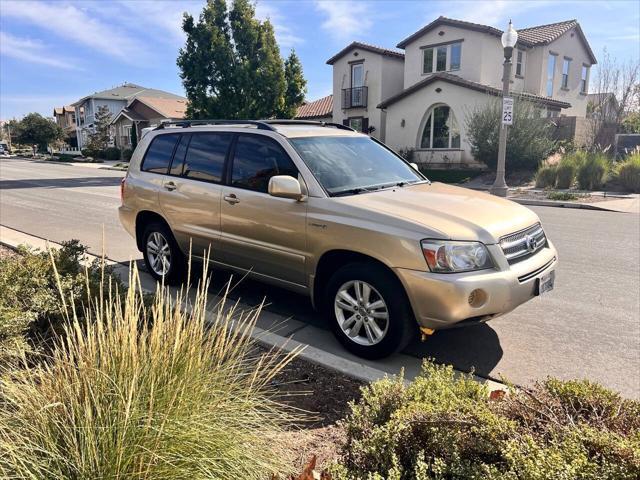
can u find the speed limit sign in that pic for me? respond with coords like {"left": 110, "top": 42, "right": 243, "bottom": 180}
{"left": 502, "top": 97, "right": 514, "bottom": 125}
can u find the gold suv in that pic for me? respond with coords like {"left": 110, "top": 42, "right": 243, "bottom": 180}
{"left": 119, "top": 120, "right": 557, "bottom": 359}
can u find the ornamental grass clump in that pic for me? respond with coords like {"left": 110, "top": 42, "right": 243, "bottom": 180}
{"left": 534, "top": 164, "right": 557, "bottom": 188}
{"left": 332, "top": 362, "right": 640, "bottom": 480}
{"left": 0, "top": 261, "right": 301, "bottom": 479}
{"left": 555, "top": 151, "right": 585, "bottom": 189}
{"left": 576, "top": 152, "right": 610, "bottom": 190}
{"left": 615, "top": 152, "right": 640, "bottom": 192}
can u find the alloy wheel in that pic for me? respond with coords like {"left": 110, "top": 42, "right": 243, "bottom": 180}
{"left": 334, "top": 280, "right": 389, "bottom": 346}
{"left": 146, "top": 231, "right": 171, "bottom": 276}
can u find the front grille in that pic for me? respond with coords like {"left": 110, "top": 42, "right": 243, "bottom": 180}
{"left": 500, "top": 223, "right": 547, "bottom": 263}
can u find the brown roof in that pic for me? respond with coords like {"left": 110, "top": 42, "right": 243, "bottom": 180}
{"left": 295, "top": 95, "right": 333, "bottom": 119}
{"left": 53, "top": 107, "right": 63, "bottom": 115}
{"left": 396, "top": 16, "right": 596, "bottom": 64}
{"left": 377, "top": 72, "right": 571, "bottom": 109}
{"left": 134, "top": 96, "right": 187, "bottom": 119}
{"left": 326, "top": 41, "right": 404, "bottom": 65}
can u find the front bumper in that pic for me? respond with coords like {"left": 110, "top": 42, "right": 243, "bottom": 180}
{"left": 395, "top": 241, "right": 558, "bottom": 329}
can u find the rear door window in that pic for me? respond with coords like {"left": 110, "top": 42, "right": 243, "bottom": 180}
{"left": 183, "top": 133, "right": 232, "bottom": 183}
{"left": 230, "top": 135, "right": 298, "bottom": 193}
{"left": 168, "top": 134, "right": 190, "bottom": 176}
{"left": 141, "top": 134, "right": 180, "bottom": 174}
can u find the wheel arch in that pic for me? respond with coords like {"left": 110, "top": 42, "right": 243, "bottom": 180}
{"left": 312, "top": 249, "right": 406, "bottom": 309}
{"left": 135, "top": 210, "right": 170, "bottom": 251}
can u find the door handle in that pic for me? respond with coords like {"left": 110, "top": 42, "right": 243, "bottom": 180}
{"left": 164, "top": 181, "right": 177, "bottom": 191}
{"left": 224, "top": 193, "right": 240, "bottom": 205}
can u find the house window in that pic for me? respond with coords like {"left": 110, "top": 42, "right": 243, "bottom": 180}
{"left": 420, "top": 105, "right": 460, "bottom": 149}
{"left": 546, "top": 54, "right": 557, "bottom": 97}
{"left": 422, "top": 42, "right": 462, "bottom": 74}
{"left": 516, "top": 50, "right": 525, "bottom": 76}
{"left": 349, "top": 117, "right": 363, "bottom": 132}
{"left": 562, "top": 58, "right": 571, "bottom": 89}
{"left": 123, "top": 125, "right": 132, "bottom": 145}
{"left": 581, "top": 65, "right": 589, "bottom": 93}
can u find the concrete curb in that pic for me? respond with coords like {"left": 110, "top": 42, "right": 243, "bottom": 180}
{"left": 0, "top": 224, "right": 508, "bottom": 393}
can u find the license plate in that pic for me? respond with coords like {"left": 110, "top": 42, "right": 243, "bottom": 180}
{"left": 537, "top": 270, "right": 555, "bottom": 296}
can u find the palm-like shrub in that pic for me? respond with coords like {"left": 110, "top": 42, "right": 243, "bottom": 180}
{"left": 0, "top": 263, "right": 300, "bottom": 479}
{"left": 615, "top": 152, "right": 640, "bottom": 192}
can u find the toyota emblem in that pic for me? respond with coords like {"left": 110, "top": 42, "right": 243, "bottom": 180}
{"left": 525, "top": 235, "right": 537, "bottom": 252}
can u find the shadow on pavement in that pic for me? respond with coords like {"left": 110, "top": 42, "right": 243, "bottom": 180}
{"left": 0, "top": 177, "right": 123, "bottom": 190}
{"left": 404, "top": 324, "right": 503, "bottom": 378}
{"left": 135, "top": 258, "right": 504, "bottom": 378}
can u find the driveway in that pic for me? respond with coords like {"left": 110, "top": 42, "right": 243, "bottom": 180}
{"left": 1, "top": 158, "right": 638, "bottom": 397}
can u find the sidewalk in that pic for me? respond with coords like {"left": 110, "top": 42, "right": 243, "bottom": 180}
{"left": 0, "top": 224, "right": 507, "bottom": 392}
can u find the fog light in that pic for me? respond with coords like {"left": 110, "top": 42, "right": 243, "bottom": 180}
{"left": 468, "top": 289, "right": 487, "bottom": 308}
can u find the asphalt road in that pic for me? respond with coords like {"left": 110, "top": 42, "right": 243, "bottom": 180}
{"left": 1, "top": 157, "right": 639, "bottom": 397}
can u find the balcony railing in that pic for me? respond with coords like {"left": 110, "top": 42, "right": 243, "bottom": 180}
{"left": 342, "top": 86, "right": 368, "bottom": 109}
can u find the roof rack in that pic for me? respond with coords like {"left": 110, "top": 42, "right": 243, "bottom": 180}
{"left": 154, "top": 119, "right": 276, "bottom": 131}
{"left": 261, "top": 119, "right": 356, "bottom": 132}
{"left": 153, "top": 118, "right": 356, "bottom": 133}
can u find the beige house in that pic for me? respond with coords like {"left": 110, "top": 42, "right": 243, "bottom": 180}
{"left": 111, "top": 96, "right": 187, "bottom": 149}
{"left": 52, "top": 105, "right": 77, "bottom": 147}
{"left": 328, "top": 17, "right": 597, "bottom": 168}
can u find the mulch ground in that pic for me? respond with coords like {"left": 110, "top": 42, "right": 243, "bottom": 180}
{"left": 0, "top": 243, "right": 17, "bottom": 259}
{"left": 269, "top": 352, "right": 364, "bottom": 471}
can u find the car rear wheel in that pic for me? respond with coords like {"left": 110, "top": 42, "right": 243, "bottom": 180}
{"left": 325, "top": 262, "right": 416, "bottom": 359}
{"left": 142, "top": 222, "right": 185, "bottom": 285}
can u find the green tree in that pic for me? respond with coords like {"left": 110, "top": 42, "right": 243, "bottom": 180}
{"left": 177, "top": 0, "right": 305, "bottom": 119}
{"left": 621, "top": 111, "right": 640, "bottom": 133}
{"left": 14, "top": 113, "right": 64, "bottom": 152}
{"left": 278, "top": 49, "right": 307, "bottom": 118}
{"left": 86, "top": 105, "right": 112, "bottom": 152}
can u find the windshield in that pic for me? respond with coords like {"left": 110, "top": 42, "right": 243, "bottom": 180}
{"left": 288, "top": 136, "right": 424, "bottom": 196}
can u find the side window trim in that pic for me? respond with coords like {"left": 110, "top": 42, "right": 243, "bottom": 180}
{"left": 227, "top": 133, "right": 298, "bottom": 194}
{"left": 140, "top": 133, "right": 181, "bottom": 175}
{"left": 166, "top": 133, "right": 192, "bottom": 178}
{"left": 178, "top": 131, "right": 234, "bottom": 185}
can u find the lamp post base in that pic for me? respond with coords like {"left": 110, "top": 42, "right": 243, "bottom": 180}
{"left": 490, "top": 184, "right": 508, "bottom": 197}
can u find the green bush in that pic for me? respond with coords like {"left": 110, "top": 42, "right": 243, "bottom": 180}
{"left": 0, "top": 241, "right": 117, "bottom": 363}
{"left": 555, "top": 151, "right": 585, "bottom": 189}
{"left": 122, "top": 148, "right": 133, "bottom": 161}
{"left": 534, "top": 164, "right": 557, "bottom": 188}
{"left": 332, "top": 362, "right": 640, "bottom": 480}
{"left": 615, "top": 153, "right": 640, "bottom": 192}
{"left": 81, "top": 147, "right": 100, "bottom": 158}
{"left": 0, "top": 260, "right": 298, "bottom": 479}
{"left": 103, "top": 146, "right": 121, "bottom": 160}
{"left": 577, "top": 152, "right": 609, "bottom": 190}
{"left": 466, "top": 99, "right": 556, "bottom": 171}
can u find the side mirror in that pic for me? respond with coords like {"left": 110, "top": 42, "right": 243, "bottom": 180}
{"left": 410, "top": 162, "right": 419, "bottom": 171}
{"left": 268, "top": 175, "right": 304, "bottom": 201}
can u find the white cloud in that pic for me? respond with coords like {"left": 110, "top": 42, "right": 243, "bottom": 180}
{"left": 1, "top": 0, "right": 150, "bottom": 63}
{"left": 256, "top": 1, "right": 304, "bottom": 49}
{"left": 315, "top": 1, "right": 374, "bottom": 42}
{"left": 0, "top": 32, "right": 82, "bottom": 70}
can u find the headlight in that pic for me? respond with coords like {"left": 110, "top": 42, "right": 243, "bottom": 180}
{"left": 421, "top": 240, "right": 494, "bottom": 273}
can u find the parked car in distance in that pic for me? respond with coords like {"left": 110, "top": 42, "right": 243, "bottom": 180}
{"left": 119, "top": 120, "right": 557, "bottom": 359}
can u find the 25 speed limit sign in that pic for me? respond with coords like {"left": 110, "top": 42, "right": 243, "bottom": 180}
{"left": 502, "top": 97, "right": 514, "bottom": 125}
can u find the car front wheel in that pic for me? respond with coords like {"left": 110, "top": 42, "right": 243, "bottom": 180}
{"left": 325, "top": 263, "right": 416, "bottom": 359}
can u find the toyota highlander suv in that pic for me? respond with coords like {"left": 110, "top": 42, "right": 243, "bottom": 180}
{"left": 119, "top": 120, "right": 557, "bottom": 359}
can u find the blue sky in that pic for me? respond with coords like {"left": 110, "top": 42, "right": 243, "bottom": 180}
{"left": 1, "top": 0, "right": 638, "bottom": 120}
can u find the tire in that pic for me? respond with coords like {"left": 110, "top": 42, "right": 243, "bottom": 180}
{"left": 141, "top": 222, "right": 186, "bottom": 285}
{"left": 324, "top": 262, "right": 416, "bottom": 359}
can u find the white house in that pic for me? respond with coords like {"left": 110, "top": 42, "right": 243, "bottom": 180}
{"left": 71, "top": 83, "right": 185, "bottom": 149}
{"left": 327, "top": 17, "right": 597, "bottom": 168}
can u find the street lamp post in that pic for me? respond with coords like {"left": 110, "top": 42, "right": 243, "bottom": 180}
{"left": 491, "top": 20, "right": 518, "bottom": 197}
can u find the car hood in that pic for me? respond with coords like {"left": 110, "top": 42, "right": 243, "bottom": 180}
{"left": 335, "top": 182, "right": 540, "bottom": 244}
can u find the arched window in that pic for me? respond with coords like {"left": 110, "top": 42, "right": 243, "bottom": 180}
{"left": 420, "top": 105, "right": 461, "bottom": 149}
